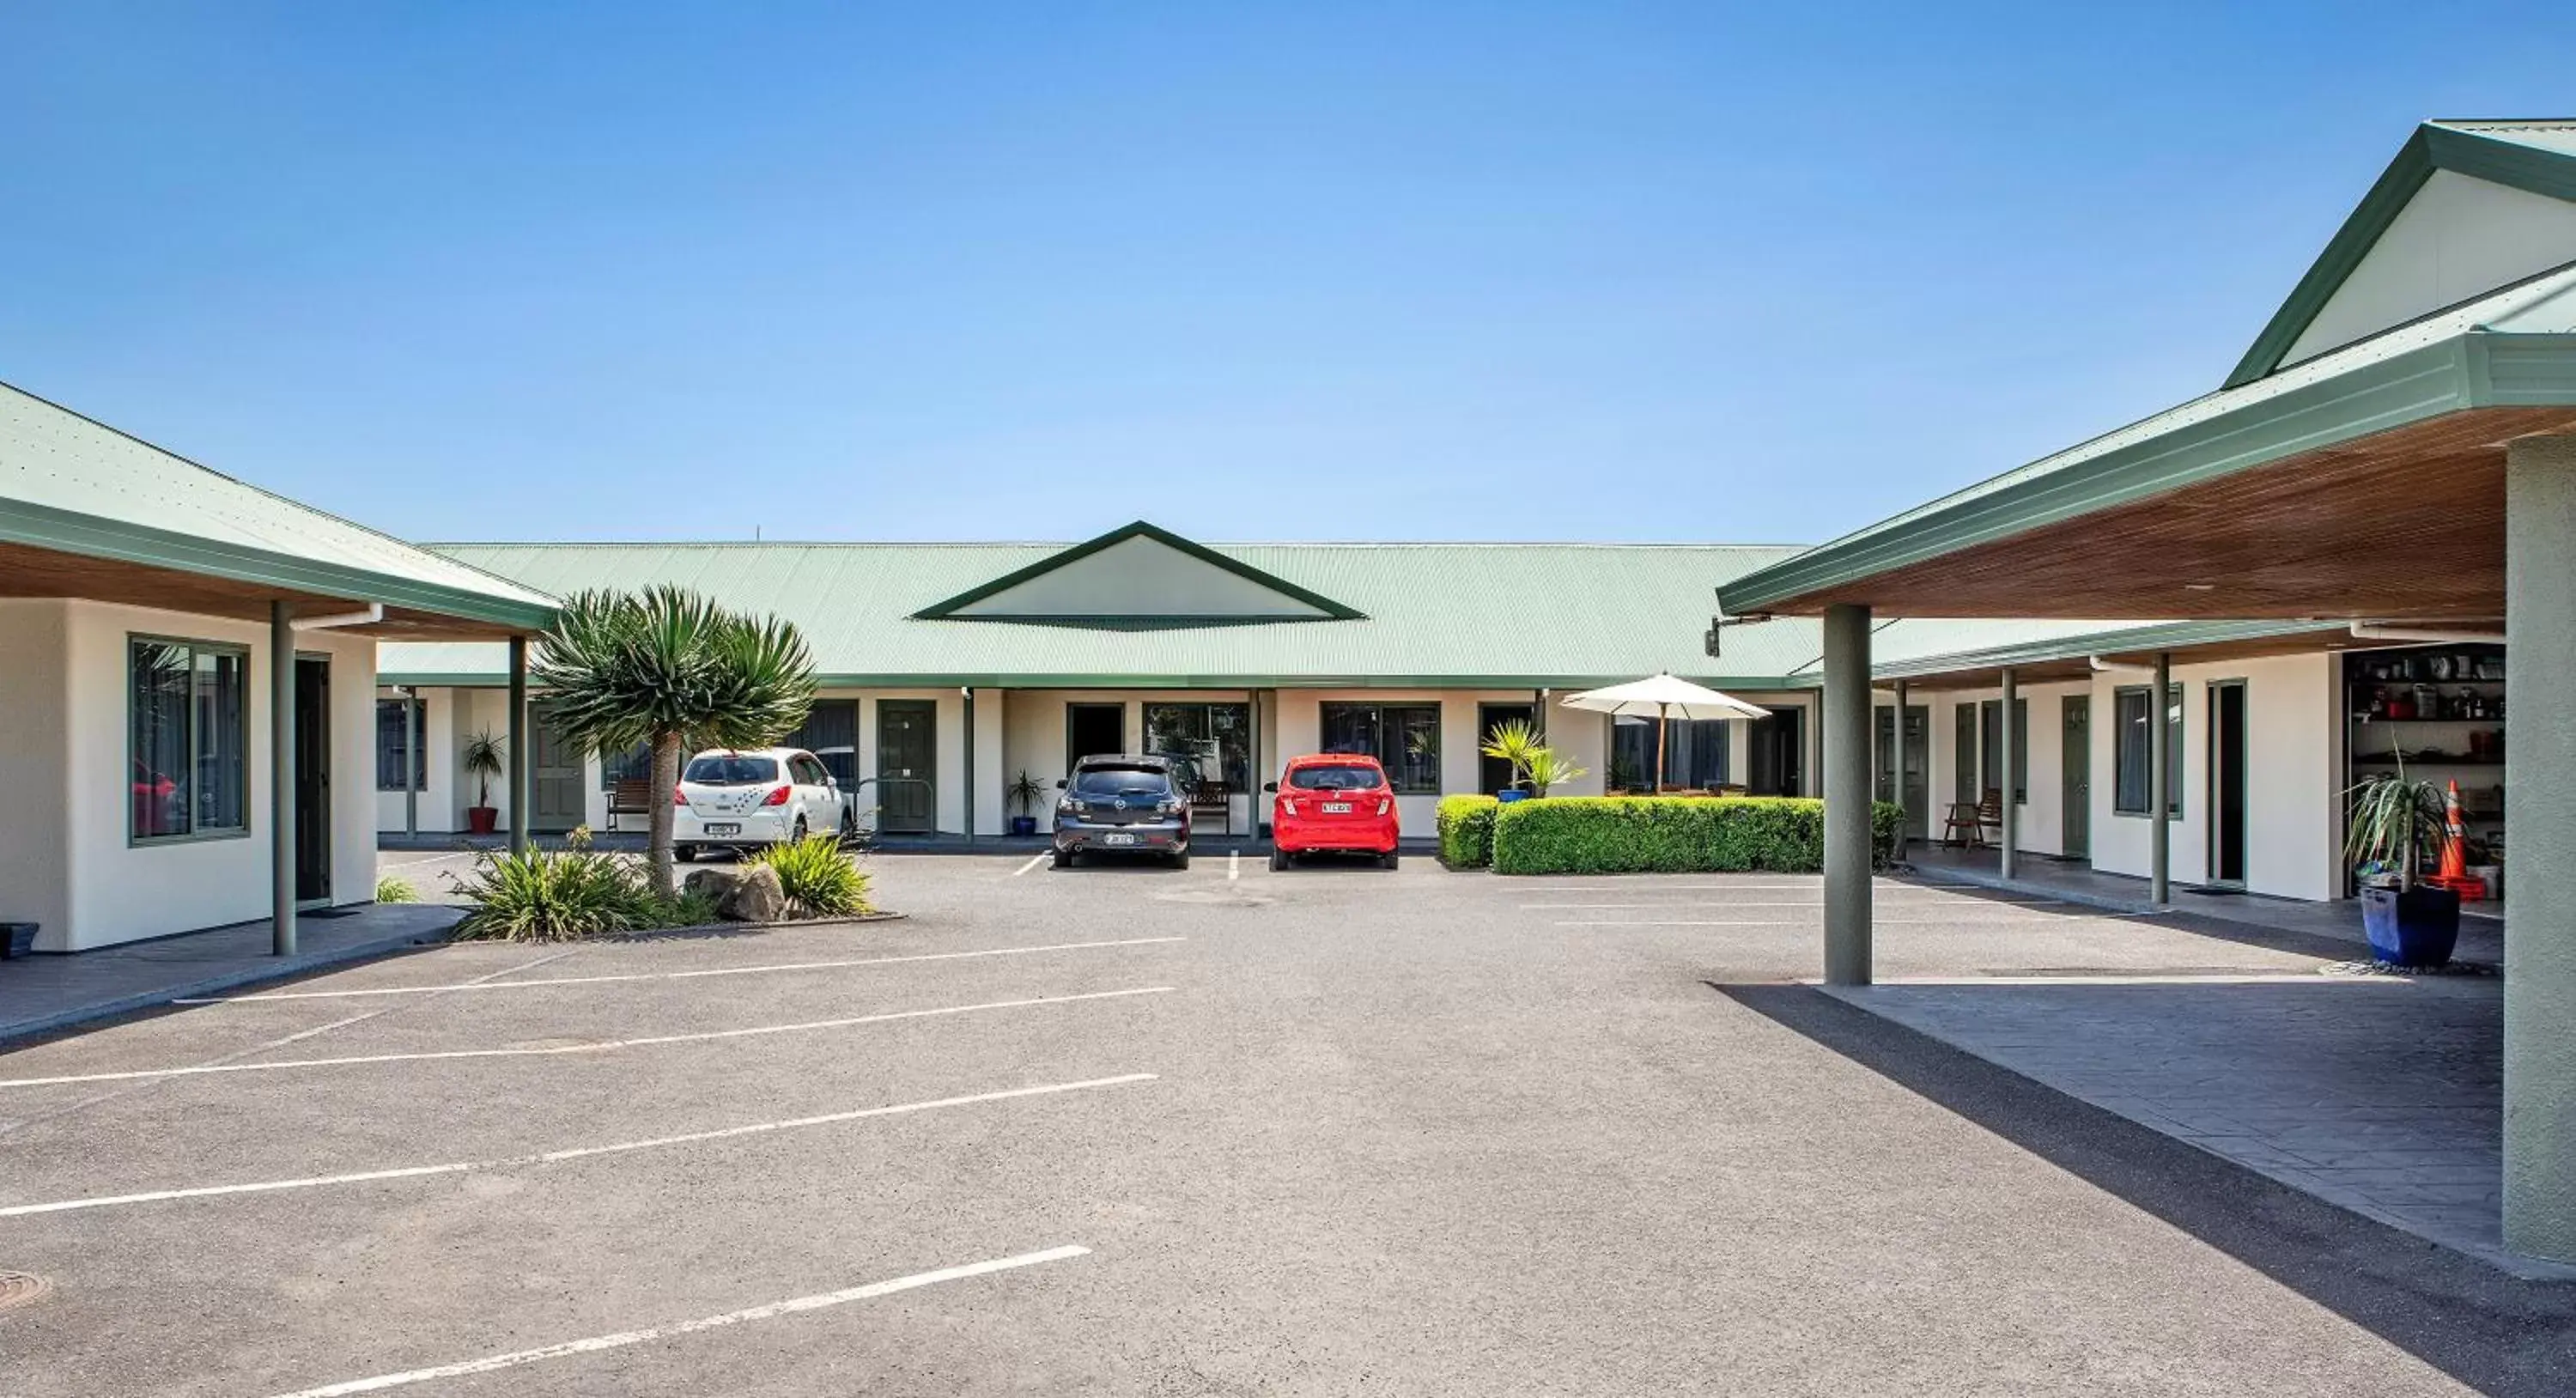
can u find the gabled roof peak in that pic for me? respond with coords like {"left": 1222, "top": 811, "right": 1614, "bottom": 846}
{"left": 908, "top": 520, "right": 1367, "bottom": 626}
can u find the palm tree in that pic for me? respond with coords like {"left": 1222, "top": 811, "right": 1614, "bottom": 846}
{"left": 531, "top": 587, "right": 817, "bottom": 897}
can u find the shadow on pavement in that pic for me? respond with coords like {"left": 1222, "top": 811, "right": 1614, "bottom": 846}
{"left": 1710, "top": 982, "right": 2576, "bottom": 1397}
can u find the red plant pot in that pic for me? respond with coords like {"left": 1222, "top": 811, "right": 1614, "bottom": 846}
{"left": 465, "top": 806, "right": 499, "bottom": 835}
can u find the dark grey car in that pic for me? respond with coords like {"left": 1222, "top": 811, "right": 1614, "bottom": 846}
{"left": 1052, "top": 755, "right": 1192, "bottom": 868}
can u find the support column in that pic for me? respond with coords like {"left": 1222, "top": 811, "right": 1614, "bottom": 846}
{"left": 2506, "top": 433, "right": 2576, "bottom": 1262}
{"left": 1892, "top": 679, "right": 1910, "bottom": 862}
{"left": 507, "top": 636, "right": 530, "bottom": 856}
{"left": 962, "top": 686, "right": 975, "bottom": 844}
{"left": 403, "top": 686, "right": 419, "bottom": 842}
{"left": 1822, "top": 603, "right": 1873, "bottom": 986}
{"left": 270, "top": 601, "right": 297, "bottom": 957}
{"left": 2148, "top": 651, "right": 2170, "bottom": 906}
{"left": 1999, "top": 666, "right": 2019, "bottom": 881}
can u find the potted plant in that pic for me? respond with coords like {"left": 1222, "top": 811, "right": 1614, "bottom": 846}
{"left": 1005, "top": 770, "right": 1047, "bottom": 837}
{"left": 2343, "top": 764, "right": 2459, "bottom": 968}
{"left": 1522, "top": 747, "right": 1587, "bottom": 798}
{"left": 1480, "top": 720, "right": 1543, "bottom": 802}
{"left": 460, "top": 729, "right": 507, "bottom": 836}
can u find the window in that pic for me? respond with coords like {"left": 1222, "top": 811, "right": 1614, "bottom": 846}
{"left": 1319, "top": 702, "right": 1440, "bottom": 793}
{"left": 1286, "top": 763, "right": 1384, "bottom": 791}
{"left": 130, "top": 637, "right": 248, "bottom": 842}
{"left": 599, "top": 742, "right": 653, "bottom": 790}
{"left": 1611, "top": 717, "right": 1730, "bottom": 791}
{"left": 683, "top": 754, "right": 779, "bottom": 786}
{"left": 1978, "top": 698, "right": 2030, "bottom": 805}
{"left": 1072, "top": 764, "right": 1174, "bottom": 799}
{"left": 1144, "top": 702, "right": 1250, "bottom": 792}
{"left": 2113, "top": 684, "right": 2183, "bottom": 818}
{"left": 375, "top": 697, "right": 428, "bottom": 791}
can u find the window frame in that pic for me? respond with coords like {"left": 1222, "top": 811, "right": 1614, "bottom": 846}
{"left": 374, "top": 696, "right": 428, "bottom": 793}
{"left": 128, "top": 634, "right": 253, "bottom": 846}
{"left": 1317, "top": 701, "right": 1443, "bottom": 794}
{"left": 1143, "top": 701, "right": 1253, "bottom": 792}
{"left": 2111, "top": 683, "right": 2184, "bottom": 819}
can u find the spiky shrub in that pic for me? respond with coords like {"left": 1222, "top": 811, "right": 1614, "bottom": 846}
{"left": 2344, "top": 770, "right": 2450, "bottom": 890}
{"left": 449, "top": 846, "right": 656, "bottom": 941}
{"left": 746, "top": 834, "right": 873, "bottom": 918}
{"left": 1479, "top": 719, "right": 1543, "bottom": 787}
{"left": 531, "top": 586, "right": 818, "bottom": 899}
{"left": 1520, "top": 746, "right": 1588, "bottom": 797}
{"left": 374, "top": 874, "right": 420, "bottom": 904}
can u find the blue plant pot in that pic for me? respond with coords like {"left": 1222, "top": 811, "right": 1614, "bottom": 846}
{"left": 1496, "top": 789, "right": 1530, "bottom": 805}
{"left": 1007, "top": 816, "right": 1038, "bottom": 837}
{"left": 2360, "top": 885, "right": 2459, "bottom": 968}
{"left": 0, "top": 922, "right": 35, "bottom": 959}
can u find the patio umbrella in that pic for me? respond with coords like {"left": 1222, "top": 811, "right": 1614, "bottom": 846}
{"left": 1563, "top": 673, "right": 1771, "bottom": 791}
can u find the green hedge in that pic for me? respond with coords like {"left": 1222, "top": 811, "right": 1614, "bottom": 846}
{"left": 1489, "top": 796, "right": 1905, "bottom": 875}
{"left": 1436, "top": 793, "right": 1500, "bottom": 867}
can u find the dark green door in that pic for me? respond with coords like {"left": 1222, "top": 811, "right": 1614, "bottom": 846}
{"left": 295, "top": 655, "right": 331, "bottom": 905}
{"left": 530, "top": 705, "right": 587, "bottom": 833}
{"left": 2062, "top": 695, "right": 2091, "bottom": 859}
{"left": 1875, "top": 703, "right": 1929, "bottom": 839}
{"left": 877, "top": 700, "right": 937, "bottom": 834}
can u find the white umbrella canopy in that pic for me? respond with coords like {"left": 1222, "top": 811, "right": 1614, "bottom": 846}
{"left": 1563, "top": 674, "right": 1771, "bottom": 791}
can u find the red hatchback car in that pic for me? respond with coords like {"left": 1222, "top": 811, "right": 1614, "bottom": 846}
{"left": 1267, "top": 754, "right": 1401, "bottom": 870}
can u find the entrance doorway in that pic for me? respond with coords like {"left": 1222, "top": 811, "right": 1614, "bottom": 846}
{"left": 2208, "top": 680, "right": 2249, "bottom": 887}
{"left": 1477, "top": 702, "right": 1535, "bottom": 794}
{"left": 294, "top": 655, "right": 331, "bottom": 906}
{"left": 529, "top": 705, "right": 588, "bottom": 833}
{"left": 2062, "top": 695, "right": 2091, "bottom": 859}
{"left": 1874, "top": 704, "right": 1929, "bottom": 839}
{"left": 1066, "top": 703, "right": 1124, "bottom": 765}
{"left": 877, "top": 700, "right": 937, "bottom": 834}
{"left": 1747, "top": 708, "right": 1804, "bottom": 795}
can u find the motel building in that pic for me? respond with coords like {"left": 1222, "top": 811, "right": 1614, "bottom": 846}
{"left": 369, "top": 522, "right": 1844, "bottom": 843}
{"left": 1717, "top": 119, "right": 2576, "bottom": 1265}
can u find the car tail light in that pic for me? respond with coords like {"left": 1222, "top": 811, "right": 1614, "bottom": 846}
{"left": 762, "top": 785, "right": 793, "bottom": 807}
{"left": 673, "top": 787, "right": 687, "bottom": 806}
{"left": 1280, "top": 798, "right": 1299, "bottom": 817}
{"left": 1377, "top": 799, "right": 1391, "bottom": 817}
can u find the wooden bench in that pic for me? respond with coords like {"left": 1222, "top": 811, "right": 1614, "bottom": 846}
{"left": 1190, "top": 780, "right": 1233, "bottom": 836}
{"left": 606, "top": 778, "right": 654, "bottom": 832}
{"left": 1940, "top": 789, "right": 2003, "bottom": 849}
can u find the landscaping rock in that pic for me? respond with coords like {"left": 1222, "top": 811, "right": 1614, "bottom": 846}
{"left": 682, "top": 866, "right": 744, "bottom": 902}
{"left": 718, "top": 863, "right": 787, "bottom": 922}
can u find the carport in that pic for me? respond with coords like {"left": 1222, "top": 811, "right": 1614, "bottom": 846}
{"left": 1716, "top": 119, "right": 2576, "bottom": 1263}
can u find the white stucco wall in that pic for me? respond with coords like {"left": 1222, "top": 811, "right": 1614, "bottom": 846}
{"left": 2284, "top": 169, "right": 2576, "bottom": 365}
{"left": 9, "top": 600, "right": 380, "bottom": 951}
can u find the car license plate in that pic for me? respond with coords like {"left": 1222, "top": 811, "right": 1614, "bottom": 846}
{"left": 1102, "top": 832, "right": 1139, "bottom": 846}
{"left": 704, "top": 823, "right": 740, "bottom": 836}
{"left": 1321, "top": 802, "right": 1353, "bottom": 814}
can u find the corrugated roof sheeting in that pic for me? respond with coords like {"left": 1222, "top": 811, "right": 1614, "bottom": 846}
{"left": 0, "top": 381, "right": 557, "bottom": 614}
{"left": 380, "top": 540, "right": 1830, "bottom": 684}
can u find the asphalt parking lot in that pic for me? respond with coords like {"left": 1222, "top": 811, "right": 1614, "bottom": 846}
{"left": 0, "top": 854, "right": 2564, "bottom": 1395}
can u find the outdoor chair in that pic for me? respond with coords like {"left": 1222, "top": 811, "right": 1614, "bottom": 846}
{"left": 605, "top": 778, "right": 653, "bottom": 833}
{"left": 1190, "top": 780, "right": 1233, "bottom": 836}
{"left": 1940, "top": 793, "right": 1998, "bottom": 850}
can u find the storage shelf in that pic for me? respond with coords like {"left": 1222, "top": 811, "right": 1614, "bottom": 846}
{"left": 2352, "top": 756, "right": 2504, "bottom": 766}
{"left": 2348, "top": 716, "right": 2504, "bottom": 724}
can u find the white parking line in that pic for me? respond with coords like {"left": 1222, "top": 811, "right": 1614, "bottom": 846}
{"left": 1521, "top": 900, "right": 2065, "bottom": 910}
{"left": 260, "top": 1244, "right": 1092, "bottom": 1397}
{"left": 176, "top": 938, "right": 1185, "bottom": 1005}
{"left": 1012, "top": 854, "right": 1050, "bottom": 877}
{"left": 0, "top": 1076, "right": 1156, "bottom": 1219}
{"left": 0, "top": 987, "right": 1176, "bottom": 1089}
{"left": 1227, "top": 850, "right": 1240, "bottom": 881}
{"left": 1555, "top": 916, "right": 2123, "bottom": 927}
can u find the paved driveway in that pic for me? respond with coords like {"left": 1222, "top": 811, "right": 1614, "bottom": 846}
{"left": 0, "top": 856, "right": 2563, "bottom": 1395}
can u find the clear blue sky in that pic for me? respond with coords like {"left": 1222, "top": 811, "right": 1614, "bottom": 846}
{"left": 5, "top": 3, "right": 2571, "bottom": 546}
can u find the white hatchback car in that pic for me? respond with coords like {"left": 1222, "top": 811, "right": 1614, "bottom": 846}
{"left": 672, "top": 747, "right": 847, "bottom": 861}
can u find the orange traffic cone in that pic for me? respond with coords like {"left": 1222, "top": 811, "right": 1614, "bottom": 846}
{"left": 2439, "top": 781, "right": 2468, "bottom": 879}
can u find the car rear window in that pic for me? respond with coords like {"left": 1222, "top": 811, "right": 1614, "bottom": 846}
{"left": 684, "top": 755, "right": 779, "bottom": 786}
{"left": 1073, "top": 767, "right": 1171, "bottom": 797}
{"left": 1287, "top": 764, "right": 1383, "bottom": 791}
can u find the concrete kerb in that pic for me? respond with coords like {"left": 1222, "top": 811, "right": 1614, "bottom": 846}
{"left": 0, "top": 918, "right": 460, "bottom": 1048}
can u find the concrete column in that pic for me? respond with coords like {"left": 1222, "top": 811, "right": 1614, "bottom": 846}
{"left": 270, "top": 601, "right": 297, "bottom": 957}
{"left": 507, "top": 636, "right": 529, "bottom": 856}
{"left": 2506, "top": 433, "right": 2576, "bottom": 1262}
{"left": 1999, "top": 667, "right": 2019, "bottom": 881}
{"left": 1891, "top": 679, "right": 1910, "bottom": 861}
{"left": 403, "top": 687, "right": 419, "bottom": 841}
{"left": 962, "top": 687, "right": 975, "bottom": 844}
{"left": 2148, "top": 651, "right": 2170, "bottom": 905}
{"left": 1823, "top": 603, "right": 1872, "bottom": 985}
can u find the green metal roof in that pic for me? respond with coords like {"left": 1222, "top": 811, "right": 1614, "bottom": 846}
{"left": 0, "top": 380, "right": 558, "bottom": 629}
{"left": 380, "top": 538, "right": 1828, "bottom": 689}
{"left": 2227, "top": 119, "right": 2576, "bottom": 388}
{"left": 1716, "top": 260, "right": 2576, "bottom": 617}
